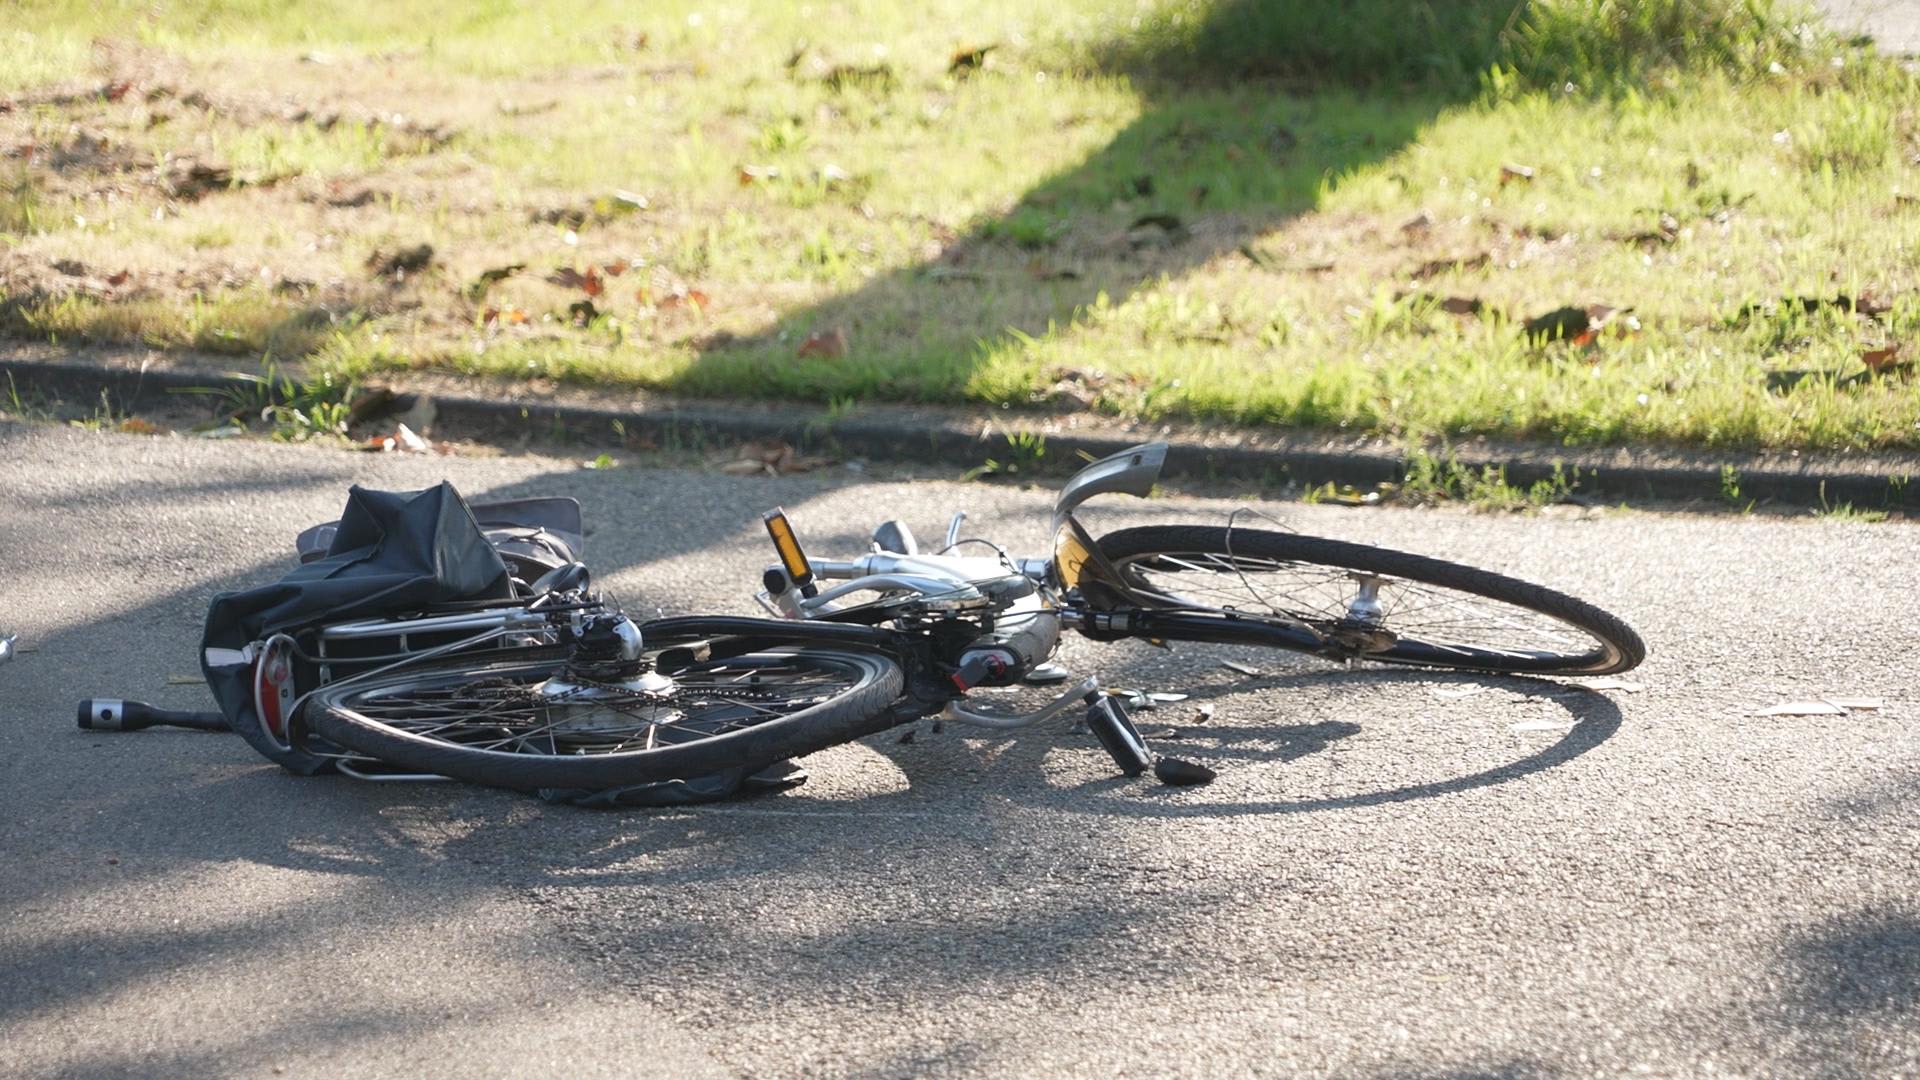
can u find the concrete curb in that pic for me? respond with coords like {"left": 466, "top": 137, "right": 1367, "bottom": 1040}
{"left": 6, "top": 353, "right": 1917, "bottom": 510}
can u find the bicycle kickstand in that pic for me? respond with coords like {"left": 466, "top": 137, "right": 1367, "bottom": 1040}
{"left": 1083, "top": 690, "right": 1154, "bottom": 777}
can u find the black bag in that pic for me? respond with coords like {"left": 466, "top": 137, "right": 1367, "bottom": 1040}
{"left": 201, "top": 482, "right": 514, "bottom": 773}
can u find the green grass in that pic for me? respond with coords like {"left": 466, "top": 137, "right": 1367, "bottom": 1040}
{"left": 2, "top": 0, "right": 1917, "bottom": 452}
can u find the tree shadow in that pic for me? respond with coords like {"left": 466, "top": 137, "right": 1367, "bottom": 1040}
{"left": 675, "top": 1, "right": 1500, "bottom": 407}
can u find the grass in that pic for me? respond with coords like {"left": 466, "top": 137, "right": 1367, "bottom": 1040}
{"left": 2, "top": 0, "right": 1917, "bottom": 452}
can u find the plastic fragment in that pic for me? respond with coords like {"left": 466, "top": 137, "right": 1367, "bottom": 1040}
{"left": 1752, "top": 701, "right": 1846, "bottom": 717}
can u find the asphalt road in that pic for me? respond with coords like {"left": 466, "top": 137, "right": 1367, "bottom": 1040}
{"left": 1, "top": 421, "right": 1915, "bottom": 1078}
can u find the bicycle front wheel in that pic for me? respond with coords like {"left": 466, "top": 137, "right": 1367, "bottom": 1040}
{"left": 1095, "top": 525, "right": 1644, "bottom": 676}
{"left": 304, "top": 643, "right": 905, "bottom": 792}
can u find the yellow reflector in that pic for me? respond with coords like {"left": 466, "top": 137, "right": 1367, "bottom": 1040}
{"left": 762, "top": 508, "right": 814, "bottom": 587}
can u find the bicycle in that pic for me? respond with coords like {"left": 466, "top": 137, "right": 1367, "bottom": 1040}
{"left": 202, "top": 441, "right": 1642, "bottom": 793}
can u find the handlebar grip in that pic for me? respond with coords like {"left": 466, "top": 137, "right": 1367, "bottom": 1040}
{"left": 77, "top": 699, "right": 231, "bottom": 733}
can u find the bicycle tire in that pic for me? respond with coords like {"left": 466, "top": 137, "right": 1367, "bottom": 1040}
{"left": 304, "top": 641, "right": 905, "bottom": 792}
{"left": 1094, "top": 525, "right": 1644, "bottom": 675}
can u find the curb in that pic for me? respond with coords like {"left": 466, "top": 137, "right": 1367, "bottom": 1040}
{"left": 6, "top": 354, "right": 1917, "bottom": 510}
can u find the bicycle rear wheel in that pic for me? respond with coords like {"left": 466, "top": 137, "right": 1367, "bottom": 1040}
{"left": 304, "top": 641, "right": 905, "bottom": 792}
{"left": 1094, "top": 525, "right": 1644, "bottom": 676}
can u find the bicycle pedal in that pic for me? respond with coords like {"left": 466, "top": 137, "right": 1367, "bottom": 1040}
{"left": 1085, "top": 697, "right": 1153, "bottom": 778}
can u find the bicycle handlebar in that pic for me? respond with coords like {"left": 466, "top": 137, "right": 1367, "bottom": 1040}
{"left": 77, "top": 699, "right": 231, "bottom": 733}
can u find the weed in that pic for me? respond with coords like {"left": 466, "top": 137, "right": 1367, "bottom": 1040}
{"left": 1816, "top": 481, "right": 1889, "bottom": 523}
{"left": 175, "top": 357, "right": 357, "bottom": 440}
{"left": 962, "top": 430, "right": 1047, "bottom": 481}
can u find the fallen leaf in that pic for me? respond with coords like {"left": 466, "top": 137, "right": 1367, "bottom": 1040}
{"left": 475, "top": 263, "right": 525, "bottom": 286}
{"left": 368, "top": 243, "right": 433, "bottom": 277}
{"left": 1752, "top": 700, "right": 1846, "bottom": 717}
{"left": 164, "top": 674, "right": 202, "bottom": 685}
{"left": 116, "top": 417, "right": 166, "bottom": 435}
{"left": 1194, "top": 704, "right": 1214, "bottom": 722}
{"left": 1412, "top": 252, "right": 1490, "bottom": 280}
{"left": 546, "top": 266, "right": 602, "bottom": 295}
{"left": 1861, "top": 344, "right": 1906, "bottom": 374}
{"left": 1498, "top": 163, "right": 1536, "bottom": 185}
{"left": 738, "top": 164, "right": 781, "bottom": 185}
{"left": 1221, "top": 661, "right": 1261, "bottom": 677}
{"left": 105, "top": 270, "right": 130, "bottom": 287}
{"left": 602, "top": 259, "right": 630, "bottom": 277}
{"left": 568, "top": 299, "right": 599, "bottom": 326}
{"left": 658, "top": 288, "right": 711, "bottom": 311}
{"left": 948, "top": 44, "right": 996, "bottom": 75}
{"left": 1399, "top": 209, "right": 1435, "bottom": 235}
{"left": 346, "top": 386, "right": 397, "bottom": 425}
{"left": 797, "top": 327, "right": 848, "bottom": 359}
{"left": 103, "top": 80, "right": 134, "bottom": 103}
{"left": 1439, "top": 296, "right": 1485, "bottom": 316}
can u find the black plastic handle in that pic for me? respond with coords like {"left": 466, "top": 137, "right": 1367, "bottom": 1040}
{"left": 77, "top": 699, "right": 231, "bottom": 733}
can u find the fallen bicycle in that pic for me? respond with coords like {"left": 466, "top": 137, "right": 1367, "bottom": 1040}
{"left": 81, "top": 442, "right": 1644, "bottom": 805}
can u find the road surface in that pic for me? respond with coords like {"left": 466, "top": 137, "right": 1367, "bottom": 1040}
{"left": 0, "top": 421, "right": 1914, "bottom": 1077}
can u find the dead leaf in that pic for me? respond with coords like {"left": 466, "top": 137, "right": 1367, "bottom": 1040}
{"left": 568, "top": 299, "right": 599, "bottom": 326}
{"left": 105, "top": 269, "right": 130, "bottom": 288}
{"left": 1412, "top": 252, "right": 1489, "bottom": 280}
{"left": 476, "top": 263, "right": 525, "bottom": 286}
{"left": 346, "top": 386, "right": 397, "bottom": 425}
{"left": 602, "top": 259, "right": 630, "bottom": 277}
{"left": 1861, "top": 344, "right": 1907, "bottom": 374}
{"left": 738, "top": 164, "right": 781, "bottom": 185}
{"left": 1498, "top": 163, "right": 1536, "bottom": 185}
{"left": 164, "top": 674, "right": 202, "bottom": 685}
{"left": 160, "top": 158, "right": 233, "bottom": 200}
{"left": 797, "top": 327, "right": 848, "bottom": 359}
{"left": 103, "top": 80, "right": 134, "bottom": 103}
{"left": 948, "top": 44, "right": 996, "bottom": 76}
{"left": 1439, "top": 296, "right": 1485, "bottom": 316}
{"left": 546, "top": 266, "right": 602, "bottom": 296}
{"left": 1399, "top": 209, "right": 1435, "bottom": 235}
{"left": 1221, "top": 661, "right": 1261, "bottom": 677}
{"left": 116, "top": 417, "right": 166, "bottom": 435}
{"left": 368, "top": 243, "right": 434, "bottom": 277}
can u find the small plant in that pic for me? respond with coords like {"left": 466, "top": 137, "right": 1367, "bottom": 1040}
{"left": 1816, "top": 481, "right": 1888, "bottom": 523}
{"left": 176, "top": 357, "right": 357, "bottom": 441}
{"left": 1717, "top": 464, "right": 1755, "bottom": 511}
{"left": 962, "top": 431, "right": 1047, "bottom": 481}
